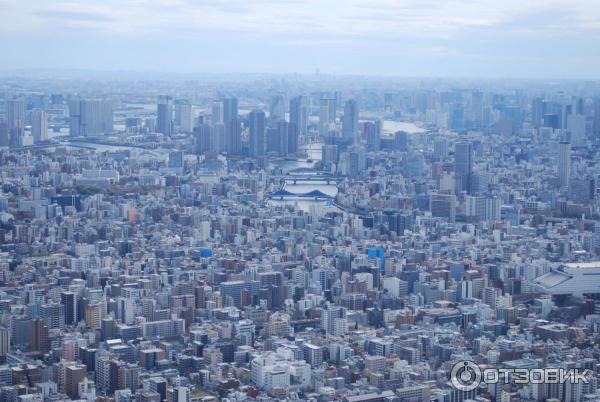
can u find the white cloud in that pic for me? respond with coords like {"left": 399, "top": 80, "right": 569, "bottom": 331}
{"left": 1, "top": 0, "right": 600, "bottom": 77}
{"left": 1, "top": 0, "right": 599, "bottom": 38}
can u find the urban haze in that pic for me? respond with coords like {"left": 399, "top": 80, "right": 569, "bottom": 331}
{"left": 1, "top": 1, "right": 600, "bottom": 402}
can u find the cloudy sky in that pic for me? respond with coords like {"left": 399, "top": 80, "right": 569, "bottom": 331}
{"left": 1, "top": 0, "right": 600, "bottom": 78}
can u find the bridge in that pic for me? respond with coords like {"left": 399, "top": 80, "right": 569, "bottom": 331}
{"left": 267, "top": 189, "right": 333, "bottom": 200}
{"left": 65, "top": 137, "right": 153, "bottom": 149}
{"left": 274, "top": 174, "right": 343, "bottom": 185}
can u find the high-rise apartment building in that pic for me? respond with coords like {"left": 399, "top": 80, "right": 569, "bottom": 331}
{"left": 342, "top": 99, "right": 359, "bottom": 143}
{"left": 558, "top": 141, "right": 571, "bottom": 190}
{"left": 156, "top": 95, "right": 173, "bottom": 136}
{"left": 31, "top": 109, "right": 48, "bottom": 143}
{"left": 455, "top": 141, "right": 473, "bottom": 194}
{"left": 69, "top": 99, "right": 113, "bottom": 136}
{"left": 6, "top": 99, "right": 25, "bottom": 147}
{"left": 248, "top": 109, "right": 265, "bottom": 158}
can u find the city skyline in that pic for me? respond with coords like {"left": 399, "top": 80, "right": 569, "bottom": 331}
{"left": 2, "top": 2, "right": 600, "bottom": 401}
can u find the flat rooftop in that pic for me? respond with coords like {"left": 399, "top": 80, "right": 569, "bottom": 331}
{"left": 564, "top": 261, "right": 600, "bottom": 269}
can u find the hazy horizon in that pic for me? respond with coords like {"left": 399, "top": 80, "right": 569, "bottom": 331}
{"left": 2, "top": 0, "right": 600, "bottom": 79}
{"left": 2, "top": 67, "right": 600, "bottom": 82}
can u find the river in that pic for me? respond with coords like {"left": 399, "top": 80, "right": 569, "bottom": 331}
{"left": 268, "top": 142, "right": 340, "bottom": 213}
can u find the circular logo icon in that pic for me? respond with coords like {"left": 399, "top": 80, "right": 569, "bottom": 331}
{"left": 450, "top": 360, "right": 482, "bottom": 391}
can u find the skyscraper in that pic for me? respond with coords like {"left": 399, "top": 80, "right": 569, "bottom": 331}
{"left": 156, "top": 96, "right": 173, "bottom": 136}
{"left": 319, "top": 98, "right": 336, "bottom": 137}
{"left": 211, "top": 100, "right": 224, "bottom": 124}
{"left": 194, "top": 124, "right": 212, "bottom": 154}
{"left": 248, "top": 109, "right": 265, "bottom": 158}
{"left": 61, "top": 291, "right": 77, "bottom": 326}
{"left": 0, "top": 117, "right": 8, "bottom": 147}
{"left": 343, "top": 99, "right": 359, "bottom": 143}
{"left": 174, "top": 99, "right": 193, "bottom": 133}
{"left": 455, "top": 141, "right": 473, "bottom": 194}
{"left": 226, "top": 118, "right": 242, "bottom": 155}
{"left": 289, "top": 95, "right": 308, "bottom": 140}
{"left": 365, "top": 120, "right": 381, "bottom": 151}
{"left": 594, "top": 100, "right": 600, "bottom": 140}
{"left": 558, "top": 141, "right": 571, "bottom": 190}
{"left": 6, "top": 99, "right": 25, "bottom": 147}
{"left": 0, "top": 327, "right": 9, "bottom": 362}
{"left": 69, "top": 99, "right": 113, "bottom": 137}
{"left": 277, "top": 120, "right": 295, "bottom": 156}
{"left": 213, "top": 123, "right": 225, "bottom": 153}
{"left": 31, "top": 109, "right": 48, "bottom": 143}
{"left": 221, "top": 98, "right": 241, "bottom": 155}
{"left": 269, "top": 95, "right": 285, "bottom": 124}
{"left": 394, "top": 131, "right": 408, "bottom": 151}
{"left": 222, "top": 98, "right": 238, "bottom": 124}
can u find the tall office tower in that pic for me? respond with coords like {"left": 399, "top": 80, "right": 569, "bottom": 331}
{"left": 226, "top": 117, "right": 242, "bottom": 155}
{"left": 471, "top": 91, "right": 484, "bottom": 128}
{"left": 69, "top": 99, "right": 113, "bottom": 136}
{"left": 174, "top": 99, "right": 193, "bottom": 133}
{"left": 211, "top": 100, "right": 224, "bottom": 124}
{"left": 434, "top": 137, "right": 448, "bottom": 159}
{"left": 61, "top": 291, "right": 77, "bottom": 325}
{"left": 222, "top": 98, "right": 238, "bottom": 123}
{"left": 594, "top": 100, "right": 600, "bottom": 140}
{"left": 0, "top": 118, "right": 8, "bottom": 146}
{"left": 269, "top": 95, "right": 285, "bottom": 124}
{"left": 274, "top": 120, "right": 289, "bottom": 156}
{"left": 531, "top": 97, "right": 544, "bottom": 127}
{"left": 6, "top": 98, "right": 25, "bottom": 147}
{"left": 0, "top": 327, "right": 10, "bottom": 362}
{"left": 287, "top": 119, "right": 299, "bottom": 155}
{"left": 266, "top": 127, "right": 278, "bottom": 154}
{"left": 364, "top": 121, "right": 380, "bottom": 151}
{"left": 394, "top": 130, "right": 408, "bottom": 151}
{"left": 319, "top": 98, "right": 336, "bottom": 136}
{"left": 31, "top": 109, "right": 48, "bottom": 143}
{"left": 567, "top": 113, "right": 586, "bottom": 147}
{"left": 289, "top": 95, "right": 308, "bottom": 138}
{"left": 194, "top": 124, "right": 212, "bottom": 154}
{"left": 221, "top": 98, "right": 240, "bottom": 155}
{"left": 343, "top": 99, "right": 359, "bottom": 143}
{"left": 248, "top": 109, "right": 266, "bottom": 158}
{"left": 558, "top": 141, "right": 571, "bottom": 190}
{"left": 575, "top": 96, "right": 585, "bottom": 114}
{"left": 212, "top": 123, "right": 225, "bottom": 153}
{"left": 156, "top": 96, "right": 173, "bottom": 136}
{"left": 454, "top": 141, "right": 473, "bottom": 194}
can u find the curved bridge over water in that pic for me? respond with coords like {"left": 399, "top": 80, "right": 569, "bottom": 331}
{"left": 267, "top": 189, "right": 333, "bottom": 199}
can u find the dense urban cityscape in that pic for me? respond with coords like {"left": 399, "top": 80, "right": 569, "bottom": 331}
{"left": 0, "top": 73, "right": 599, "bottom": 402}
{"left": 3, "top": 3, "right": 600, "bottom": 402}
